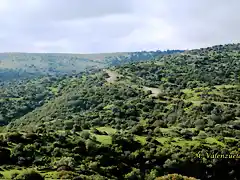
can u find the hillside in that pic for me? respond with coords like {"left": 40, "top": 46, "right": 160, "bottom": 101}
{"left": 0, "top": 44, "right": 239, "bottom": 179}
{"left": 0, "top": 50, "right": 182, "bottom": 82}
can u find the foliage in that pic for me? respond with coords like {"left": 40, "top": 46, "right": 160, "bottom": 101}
{"left": 0, "top": 43, "right": 240, "bottom": 179}
{"left": 14, "top": 170, "right": 44, "bottom": 180}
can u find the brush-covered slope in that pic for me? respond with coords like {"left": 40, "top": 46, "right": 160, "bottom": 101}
{"left": 0, "top": 50, "right": 182, "bottom": 81}
{"left": 7, "top": 43, "right": 240, "bottom": 130}
{"left": 0, "top": 44, "right": 239, "bottom": 180}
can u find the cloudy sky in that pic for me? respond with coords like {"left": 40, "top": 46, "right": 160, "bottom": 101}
{"left": 0, "top": 0, "right": 239, "bottom": 53}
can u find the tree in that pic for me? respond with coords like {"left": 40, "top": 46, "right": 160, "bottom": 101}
{"left": 72, "top": 124, "right": 82, "bottom": 133}
{"left": 124, "top": 168, "right": 141, "bottom": 180}
{"left": 194, "top": 119, "right": 205, "bottom": 130}
{"left": 64, "top": 120, "right": 75, "bottom": 130}
{"left": 156, "top": 174, "right": 197, "bottom": 180}
{"left": 197, "top": 131, "right": 207, "bottom": 139}
{"left": 85, "top": 139, "right": 97, "bottom": 153}
{"left": 130, "top": 125, "right": 144, "bottom": 135}
{"left": 55, "top": 157, "right": 76, "bottom": 170}
{"left": 145, "top": 169, "right": 158, "bottom": 180}
{"left": 80, "top": 131, "right": 90, "bottom": 139}
{"left": 0, "top": 147, "right": 11, "bottom": 164}
{"left": 180, "top": 129, "right": 193, "bottom": 140}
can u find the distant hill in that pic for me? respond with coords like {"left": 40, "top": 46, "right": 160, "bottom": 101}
{"left": 0, "top": 50, "right": 183, "bottom": 81}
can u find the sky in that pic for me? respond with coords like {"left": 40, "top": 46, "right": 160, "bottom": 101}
{"left": 0, "top": 0, "right": 239, "bottom": 53}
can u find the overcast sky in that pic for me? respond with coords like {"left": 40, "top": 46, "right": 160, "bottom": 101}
{"left": 0, "top": 0, "right": 239, "bottom": 53}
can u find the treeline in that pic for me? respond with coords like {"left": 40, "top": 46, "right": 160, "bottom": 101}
{"left": 106, "top": 50, "right": 183, "bottom": 66}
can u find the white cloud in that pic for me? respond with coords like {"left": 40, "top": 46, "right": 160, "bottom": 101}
{"left": 0, "top": 0, "right": 239, "bottom": 53}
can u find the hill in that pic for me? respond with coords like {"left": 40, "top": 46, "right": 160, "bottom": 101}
{"left": 0, "top": 50, "right": 182, "bottom": 81}
{"left": 0, "top": 44, "right": 239, "bottom": 179}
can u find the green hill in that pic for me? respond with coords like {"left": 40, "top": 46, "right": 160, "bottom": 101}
{"left": 0, "top": 50, "right": 182, "bottom": 81}
{"left": 0, "top": 44, "right": 239, "bottom": 180}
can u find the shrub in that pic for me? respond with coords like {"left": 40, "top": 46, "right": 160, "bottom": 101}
{"left": 0, "top": 147, "right": 11, "bottom": 164}
{"left": 15, "top": 170, "right": 44, "bottom": 180}
{"left": 6, "top": 132, "right": 24, "bottom": 143}
{"left": 55, "top": 157, "right": 76, "bottom": 170}
{"left": 11, "top": 172, "right": 19, "bottom": 179}
{"left": 58, "top": 171, "right": 79, "bottom": 179}
{"left": 156, "top": 173, "right": 197, "bottom": 180}
{"left": 0, "top": 173, "right": 4, "bottom": 179}
{"left": 80, "top": 131, "right": 90, "bottom": 139}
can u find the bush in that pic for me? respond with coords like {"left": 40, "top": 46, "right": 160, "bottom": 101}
{"left": 58, "top": 171, "right": 79, "bottom": 179}
{"left": 80, "top": 131, "right": 90, "bottom": 139}
{"left": 6, "top": 132, "right": 25, "bottom": 143}
{"left": 130, "top": 125, "right": 144, "bottom": 135}
{"left": 14, "top": 170, "right": 44, "bottom": 180}
{"left": 91, "top": 128, "right": 101, "bottom": 135}
{"left": 156, "top": 173, "right": 197, "bottom": 180}
{"left": 11, "top": 172, "right": 19, "bottom": 179}
{"left": 0, "top": 147, "right": 11, "bottom": 164}
{"left": 24, "top": 133, "right": 38, "bottom": 142}
{"left": 55, "top": 157, "right": 76, "bottom": 170}
{"left": 0, "top": 173, "right": 4, "bottom": 179}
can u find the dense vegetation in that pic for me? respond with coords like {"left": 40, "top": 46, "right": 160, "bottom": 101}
{"left": 0, "top": 44, "right": 239, "bottom": 179}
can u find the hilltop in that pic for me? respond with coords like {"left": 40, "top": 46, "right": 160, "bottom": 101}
{"left": 0, "top": 50, "right": 182, "bottom": 81}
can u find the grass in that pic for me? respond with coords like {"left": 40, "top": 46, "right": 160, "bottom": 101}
{"left": 155, "top": 61, "right": 165, "bottom": 66}
{"left": 214, "top": 84, "right": 239, "bottom": 89}
{"left": 155, "top": 137, "right": 200, "bottom": 146}
{"left": 94, "top": 135, "right": 112, "bottom": 144}
{"left": 166, "top": 104, "right": 174, "bottom": 110}
{"left": 47, "top": 87, "right": 58, "bottom": 95}
{"left": 135, "top": 136, "right": 147, "bottom": 145}
{"left": 139, "top": 119, "right": 147, "bottom": 126}
{"left": 161, "top": 77, "right": 168, "bottom": 82}
{"left": 9, "top": 97, "right": 24, "bottom": 101}
{"left": 172, "top": 139, "right": 200, "bottom": 146}
{"left": 181, "top": 87, "right": 212, "bottom": 101}
{"left": 205, "top": 137, "right": 225, "bottom": 146}
{"left": 208, "top": 90, "right": 223, "bottom": 96}
{"left": 160, "top": 128, "right": 172, "bottom": 133}
{"left": 156, "top": 137, "right": 170, "bottom": 144}
{"left": 0, "top": 167, "right": 63, "bottom": 180}
{"left": 182, "top": 88, "right": 194, "bottom": 94}
{"left": 186, "top": 128, "right": 198, "bottom": 132}
{"left": 0, "top": 169, "right": 20, "bottom": 179}
{"left": 50, "top": 126, "right": 227, "bottom": 150}
{"left": 93, "top": 127, "right": 116, "bottom": 144}
{"left": 181, "top": 88, "right": 202, "bottom": 101}
{"left": 103, "top": 104, "right": 114, "bottom": 110}
{"left": 42, "top": 171, "right": 61, "bottom": 180}
{"left": 0, "top": 168, "right": 38, "bottom": 179}
{"left": 180, "top": 85, "right": 240, "bottom": 106}
{"left": 189, "top": 100, "right": 202, "bottom": 106}
{"left": 0, "top": 126, "right": 6, "bottom": 133}
{"left": 82, "top": 75, "right": 87, "bottom": 82}
{"left": 224, "top": 137, "right": 239, "bottom": 142}
{"left": 0, "top": 97, "right": 23, "bottom": 102}
{"left": 57, "top": 130, "right": 66, "bottom": 134}
{"left": 96, "top": 127, "right": 117, "bottom": 134}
